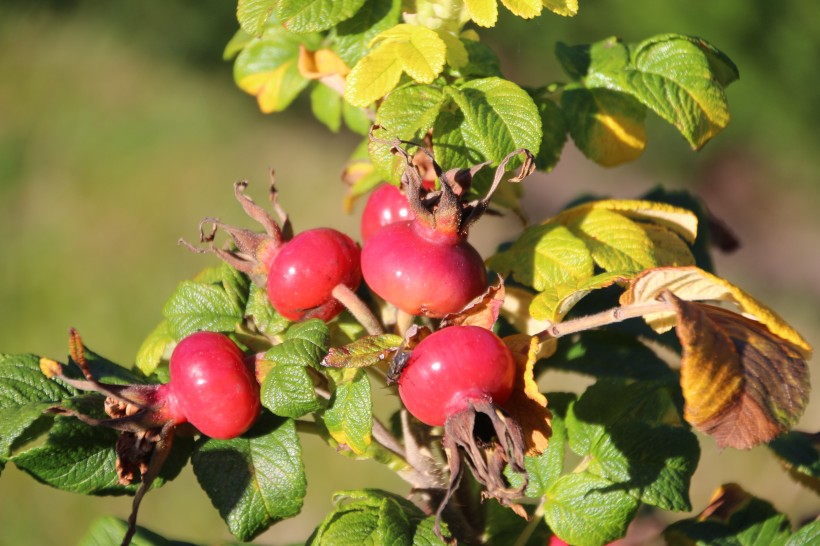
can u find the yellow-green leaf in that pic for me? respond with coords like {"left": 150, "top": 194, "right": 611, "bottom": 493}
{"left": 543, "top": 0, "right": 578, "bottom": 16}
{"left": 135, "top": 321, "right": 173, "bottom": 376}
{"left": 671, "top": 297, "right": 810, "bottom": 449}
{"left": 562, "top": 87, "right": 647, "bottom": 167}
{"left": 621, "top": 266, "right": 812, "bottom": 357}
{"left": 237, "top": 0, "right": 276, "bottom": 37}
{"left": 503, "top": 335, "right": 551, "bottom": 455}
{"left": 531, "top": 272, "right": 627, "bottom": 323}
{"left": 436, "top": 30, "right": 469, "bottom": 69}
{"left": 564, "top": 208, "right": 656, "bottom": 273}
{"left": 464, "top": 0, "right": 499, "bottom": 27}
{"left": 500, "top": 0, "right": 543, "bottom": 19}
{"left": 344, "top": 24, "right": 446, "bottom": 107}
{"left": 488, "top": 224, "right": 593, "bottom": 291}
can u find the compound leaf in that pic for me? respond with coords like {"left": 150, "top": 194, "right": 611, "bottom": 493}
{"left": 344, "top": 24, "right": 446, "bottom": 107}
{"left": 275, "top": 0, "right": 367, "bottom": 33}
{"left": 193, "top": 416, "right": 306, "bottom": 541}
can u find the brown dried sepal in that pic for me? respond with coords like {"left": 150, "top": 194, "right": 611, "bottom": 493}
{"left": 434, "top": 400, "right": 528, "bottom": 539}
{"left": 115, "top": 427, "right": 163, "bottom": 485}
{"left": 439, "top": 275, "right": 505, "bottom": 330}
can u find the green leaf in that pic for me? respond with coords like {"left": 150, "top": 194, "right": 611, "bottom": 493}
{"left": 342, "top": 101, "right": 372, "bottom": 135}
{"left": 323, "top": 334, "right": 402, "bottom": 368}
{"left": 558, "top": 35, "right": 738, "bottom": 150}
{"left": 135, "top": 321, "right": 173, "bottom": 376}
{"left": 245, "top": 285, "right": 290, "bottom": 337}
{"left": 332, "top": 0, "right": 402, "bottom": 67}
{"left": 309, "top": 489, "right": 444, "bottom": 545}
{"left": 431, "top": 109, "right": 479, "bottom": 176}
{"left": 162, "top": 281, "right": 244, "bottom": 340}
{"left": 323, "top": 368, "right": 372, "bottom": 455}
{"left": 565, "top": 208, "right": 657, "bottom": 272}
{"left": 78, "top": 515, "right": 200, "bottom": 546}
{"left": 237, "top": 0, "right": 276, "bottom": 37}
{"left": 488, "top": 224, "right": 593, "bottom": 291}
{"left": 445, "top": 77, "right": 542, "bottom": 164}
{"left": 587, "top": 420, "right": 699, "bottom": 511}
{"left": 457, "top": 39, "right": 503, "bottom": 78}
{"left": 224, "top": 28, "right": 254, "bottom": 61}
{"left": 787, "top": 521, "right": 820, "bottom": 546}
{"left": 311, "top": 83, "right": 343, "bottom": 132}
{"left": 13, "top": 409, "right": 191, "bottom": 495}
{"left": 531, "top": 93, "right": 567, "bottom": 172}
{"left": 543, "top": 472, "right": 640, "bottom": 546}
{"left": 768, "top": 431, "right": 820, "bottom": 493}
{"left": 375, "top": 83, "right": 446, "bottom": 141}
{"left": 260, "top": 360, "right": 323, "bottom": 418}
{"left": 0, "top": 354, "right": 74, "bottom": 465}
{"left": 266, "top": 320, "right": 329, "bottom": 369}
{"left": 234, "top": 26, "right": 319, "bottom": 113}
{"left": 275, "top": 0, "right": 367, "bottom": 33}
{"left": 544, "top": 330, "right": 676, "bottom": 382}
{"left": 561, "top": 86, "right": 647, "bottom": 167}
{"left": 344, "top": 24, "right": 446, "bottom": 107}
{"left": 518, "top": 392, "right": 574, "bottom": 497}
{"left": 192, "top": 416, "right": 306, "bottom": 541}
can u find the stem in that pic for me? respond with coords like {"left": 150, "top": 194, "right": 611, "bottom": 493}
{"left": 535, "top": 299, "right": 676, "bottom": 342}
{"left": 396, "top": 309, "right": 416, "bottom": 336}
{"left": 332, "top": 284, "right": 384, "bottom": 336}
{"left": 512, "top": 499, "right": 546, "bottom": 546}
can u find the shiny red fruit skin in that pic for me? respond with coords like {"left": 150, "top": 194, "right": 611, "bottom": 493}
{"left": 360, "top": 184, "right": 415, "bottom": 243}
{"left": 398, "top": 326, "right": 515, "bottom": 427}
{"left": 361, "top": 220, "right": 487, "bottom": 317}
{"left": 165, "top": 331, "right": 260, "bottom": 439}
{"left": 267, "top": 228, "right": 362, "bottom": 321}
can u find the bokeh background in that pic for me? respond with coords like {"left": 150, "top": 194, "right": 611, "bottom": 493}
{"left": 1, "top": 1, "right": 818, "bottom": 544}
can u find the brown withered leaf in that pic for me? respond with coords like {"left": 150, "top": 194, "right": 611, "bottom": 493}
{"left": 502, "top": 334, "right": 551, "bottom": 455}
{"left": 440, "top": 275, "right": 505, "bottom": 330}
{"left": 671, "top": 295, "right": 810, "bottom": 449}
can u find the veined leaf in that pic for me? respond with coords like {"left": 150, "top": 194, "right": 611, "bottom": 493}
{"left": 333, "top": 0, "right": 402, "bottom": 67}
{"left": 465, "top": 0, "right": 543, "bottom": 28}
{"left": 237, "top": 0, "right": 276, "bottom": 37}
{"left": 531, "top": 93, "right": 568, "bottom": 172}
{"left": 275, "top": 0, "right": 367, "bottom": 33}
{"left": 561, "top": 86, "right": 646, "bottom": 167}
{"left": 621, "top": 266, "right": 812, "bottom": 356}
{"left": 344, "top": 24, "right": 446, "bottom": 107}
{"left": 564, "top": 208, "right": 657, "bottom": 272}
{"left": 162, "top": 281, "right": 244, "bottom": 340}
{"left": 192, "top": 417, "right": 306, "bottom": 541}
{"left": 323, "top": 368, "right": 372, "bottom": 455}
{"left": 446, "top": 77, "right": 542, "bottom": 164}
{"left": 671, "top": 297, "right": 810, "bottom": 449}
{"left": 135, "top": 321, "right": 173, "bottom": 376}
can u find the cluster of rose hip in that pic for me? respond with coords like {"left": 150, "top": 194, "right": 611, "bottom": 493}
{"left": 49, "top": 141, "right": 533, "bottom": 544}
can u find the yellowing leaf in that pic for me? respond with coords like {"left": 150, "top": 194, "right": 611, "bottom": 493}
{"left": 440, "top": 276, "right": 505, "bottom": 330}
{"left": 297, "top": 46, "right": 350, "bottom": 79}
{"left": 672, "top": 297, "right": 810, "bottom": 450}
{"left": 503, "top": 334, "right": 551, "bottom": 455}
{"left": 344, "top": 24, "right": 446, "bottom": 107}
{"left": 564, "top": 208, "right": 656, "bottom": 272}
{"left": 464, "top": 0, "right": 499, "bottom": 27}
{"left": 562, "top": 87, "right": 647, "bottom": 167}
{"left": 436, "top": 30, "right": 469, "bottom": 69}
{"left": 501, "top": 0, "right": 543, "bottom": 19}
{"left": 554, "top": 199, "right": 698, "bottom": 244}
{"left": 543, "top": 0, "right": 578, "bottom": 16}
{"left": 621, "top": 266, "right": 812, "bottom": 357}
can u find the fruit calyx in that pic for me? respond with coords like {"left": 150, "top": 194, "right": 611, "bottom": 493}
{"left": 371, "top": 127, "right": 536, "bottom": 238}
{"left": 180, "top": 176, "right": 291, "bottom": 285}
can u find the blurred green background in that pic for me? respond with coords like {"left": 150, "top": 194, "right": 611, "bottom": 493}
{"left": 1, "top": 1, "right": 818, "bottom": 544}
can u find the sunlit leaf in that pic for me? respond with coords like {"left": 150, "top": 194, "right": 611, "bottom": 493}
{"left": 464, "top": 0, "right": 499, "bottom": 28}
{"left": 530, "top": 271, "right": 626, "bottom": 323}
{"left": 323, "top": 368, "right": 372, "bottom": 455}
{"left": 275, "top": 0, "right": 367, "bottom": 33}
{"left": 543, "top": 0, "right": 578, "bottom": 17}
{"left": 237, "top": 0, "right": 276, "bottom": 37}
{"left": 134, "top": 321, "right": 173, "bottom": 376}
{"left": 344, "top": 24, "right": 446, "bottom": 107}
{"left": 621, "top": 266, "right": 812, "bottom": 356}
{"left": 671, "top": 297, "right": 810, "bottom": 449}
